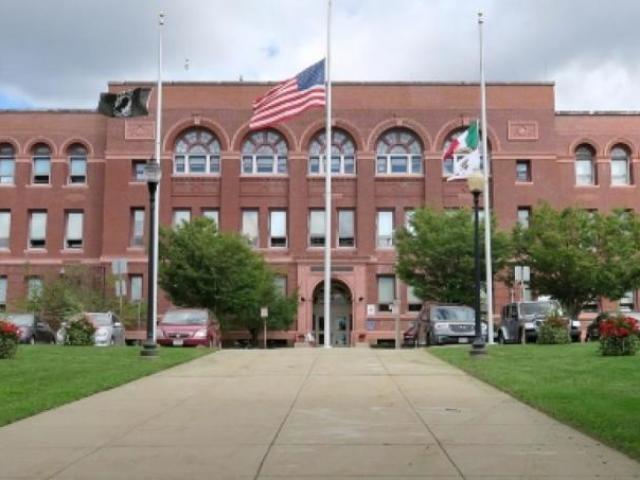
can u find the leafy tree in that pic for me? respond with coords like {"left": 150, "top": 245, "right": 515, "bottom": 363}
{"left": 159, "top": 217, "right": 297, "bottom": 345}
{"left": 513, "top": 204, "right": 640, "bottom": 317}
{"left": 395, "top": 207, "right": 512, "bottom": 306}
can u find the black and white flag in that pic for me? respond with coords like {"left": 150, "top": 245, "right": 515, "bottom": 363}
{"left": 97, "top": 87, "right": 151, "bottom": 118}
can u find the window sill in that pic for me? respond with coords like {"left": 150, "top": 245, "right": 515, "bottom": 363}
{"left": 376, "top": 246, "right": 395, "bottom": 250}
{"left": 267, "top": 246, "right": 289, "bottom": 250}
{"left": 515, "top": 181, "right": 533, "bottom": 185}
{"left": 60, "top": 248, "right": 84, "bottom": 254}
{"left": 307, "top": 174, "right": 357, "bottom": 178}
{"left": 63, "top": 183, "right": 88, "bottom": 189}
{"left": 128, "top": 180, "right": 146, "bottom": 186}
{"left": 127, "top": 246, "right": 145, "bottom": 252}
{"left": 375, "top": 174, "right": 424, "bottom": 178}
{"left": 574, "top": 184, "right": 600, "bottom": 188}
{"left": 172, "top": 173, "right": 221, "bottom": 178}
{"left": 24, "top": 248, "right": 47, "bottom": 253}
{"left": 27, "top": 184, "right": 52, "bottom": 188}
{"left": 240, "top": 174, "right": 289, "bottom": 178}
{"left": 0, "top": 184, "right": 15, "bottom": 188}
{"left": 336, "top": 245, "right": 357, "bottom": 250}
{"left": 610, "top": 184, "right": 635, "bottom": 188}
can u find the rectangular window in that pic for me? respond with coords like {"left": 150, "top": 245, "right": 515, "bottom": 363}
{"left": 28, "top": 211, "right": 47, "bottom": 248}
{"left": 188, "top": 155, "right": 207, "bottom": 174}
{"left": 0, "top": 157, "right": 15, "bottom": 184}
{"left": 130, "top": 208, "right": 145, "bottom": 247}
{"left": 405, "top": 209, "right": 415, "bottom": 233}
{"left": 242, "top": 210, "right": 259, "bottom": 247}
{"left": 377, "top": 155, "right": 422, "bottom": 175}
{"left": 132, "top": 160, "right": 146, "bottom": 181}
{"left": 514, "top": 265, "right": 532, "bottom": 301}
{"left": 32, "top": 157, "right": 51, "bottom": 184}
{"left": 377, "top": 275, "right": 396, "bottom": 312}
{"left": 407, "top": 285, "right": 422, "bottom": 312}
{"left": 69, "top": 157, "right": 87, "bottom": 184}
{"left": 517, "top": 207, "right": 531, "bottom": 228}
{"left": 0, "top": 211, "right": 10, "bottom": 249}
{"left": 202, "top": 209, "right": 219, "bottom": 227}
{"left": 611, "top": 159, "right": 630, "bottom": 185}
{"left": 65, "top": 211, "right": 84, "bottom": 249}
{"left": 0, "top": 276, "right": 6, "bottom": 310}
{"left": 172, "top": 209, "right": 191, "bottom": 228}
{"left": 274, "top": 275, "right": 287, "bottom": 296}
{"left": 130, "top": 274, "right": 143, "bottom": 302}
{"left": 377, "top": 210, "right": 394, "bottom": 248}
{"left": 27, "top": 276, "right": 43, "bottom": 300}
{"left": 576, "top": 160, "right": 594, "bottom": 185}
{"left": 174, "top": 155, "right": 186, "bottom": 173}
{"left": 309, "top": 210, "right": 326, "bottom": 247}
{"left": 620, "top": 291, "right": 635, "bottom": 311}
{"left": 337, "top": 209, "right": 355, "bottom": 247}
{"left": 269, "top": 210, "right": 287, "bottom": 248}
{"left": 516, "top": 160, "right": 531, "bottom": 182}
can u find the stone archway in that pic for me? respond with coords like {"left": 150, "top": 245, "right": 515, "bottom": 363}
{"left": 312, "top": 280, "right": 353, "bottom": 347}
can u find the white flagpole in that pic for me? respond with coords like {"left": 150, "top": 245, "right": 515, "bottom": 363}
{"left": 478, "top": 12, "right": 494, "bottom": 344}
{"left": 323, "top": 0, "right": 332, "bottom": 348}
{"left": 152, "top": 12, "right": 164, "bottom": 343}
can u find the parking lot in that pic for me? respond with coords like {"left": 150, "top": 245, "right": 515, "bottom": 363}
{"left": 0, "top": 347, "right": 638, "bottom": 479}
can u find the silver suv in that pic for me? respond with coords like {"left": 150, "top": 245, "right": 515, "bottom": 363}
{"left": 498, "top": 300, "right": 581, "bottom": 343}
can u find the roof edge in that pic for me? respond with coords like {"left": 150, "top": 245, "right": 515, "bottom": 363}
{"left": 557, "top": 110, "right": 640, "bottom": 116}
{"left": 108, "top": 80, "right": 556, "bottom": 87}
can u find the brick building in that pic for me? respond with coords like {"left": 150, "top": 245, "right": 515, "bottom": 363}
{"left": 1, "top": 81, "right": 638, "bottom": 345}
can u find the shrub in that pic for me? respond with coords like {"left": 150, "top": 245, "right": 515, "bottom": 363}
{"left": 65, "top": 317, "right": 96, "bottom": 346}
{"left": 537, "top": 313, "right": 570, "bottom": 344}
{"left": 599, "top": 315, "right": 640, "bottom": 356}
{"left": 0, "top": 320, "right": 19, "bottom": 359}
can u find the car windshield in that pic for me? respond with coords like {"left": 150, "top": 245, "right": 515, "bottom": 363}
{"left": 519, "top": 301, "right": 559, "bottom": 317}
{"left": 86, "top": 313, "right": 112, "bottom": 327}
{"left": 161, "top": 310, "right": 207, "bottom": 325}
{"left": 6, "top": 314, "right": 34, "bottom": 326}
{"left": 431, "top": 306, "right": 474, "bottom": 322}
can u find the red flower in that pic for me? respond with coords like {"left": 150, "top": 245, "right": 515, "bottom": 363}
{"left": 0, "top": 320, "right": 19, "bottom": 339}
{"left": 600, "top": 315, "right": 640, "bottom": 339}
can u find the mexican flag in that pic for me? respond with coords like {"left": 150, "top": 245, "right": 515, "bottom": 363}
{"left": 442, "top": 121, "right": 479, "bottom": 160}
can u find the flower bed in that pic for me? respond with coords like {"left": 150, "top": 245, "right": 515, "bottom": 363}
{"left": 599, "top": 315, "right": 639, "bottom": 356}
{"left": 0, "top": 320, "right": 19, "bottom": 359}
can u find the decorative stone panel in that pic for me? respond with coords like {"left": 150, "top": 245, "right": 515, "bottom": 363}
{"left": 508, "top": 120, "right": 539, "bottom": 141}
{"left": 125, "top": 120, "right": 155, "bottom": 140}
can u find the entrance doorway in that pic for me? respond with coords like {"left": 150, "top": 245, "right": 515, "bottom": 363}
{"left": 312, "top": 280, "right": 353, "bottom": 347}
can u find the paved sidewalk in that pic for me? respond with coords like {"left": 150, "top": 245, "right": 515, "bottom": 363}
{"left": 0, "top": 348, "right": 638, "bottom": 479}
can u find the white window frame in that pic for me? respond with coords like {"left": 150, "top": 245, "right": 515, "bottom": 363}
{"left": 241, "top": 155, "right": 288, "bottom": 175}
{"left": 611, "top": 147, "right": 631, "bottom": 186}
{"left": 516, "top": 160, "right": 531, "bottom": 182}
{"left": 131, "top": 208, "right": 145, "bottom": 247}
{"left": 309, "top": 154, "right": 356, "bottom": 175}
{"left": 130, "top": 274, "right": 143, "bottom": 302}
{"left": 173, "top": 154, "right": 221, "bottom": 175}
{"left": 202, "top": 209, "right": 219, "bottom": 227}
{"left": 32, "top": 155, "right": 51, "bottom": 184}
{"left": 65, "top": 211, "right": 84, "bottom": 249}
{"left": 242, "top": 209, "right": 259, "bottom": 248}
{"left": 28, "top": 211, "right": 47, "bottom": 249}
{"left": 377, "top": 275, "right": 396, "bottom": 312}
{"left": 274, "top": 275, "right": 287, "bottom": 296}
{"left": 376, "top": 154, "right": 423, "bottom": 175}
{"left": 68, "top": 155, "right": 87, "bottom": 184}
{"left": 172, "top": 209, "right": 191, "bottom": 228}
{"left": 309, "top": 210, "right": 326, "bottom": 247}
{"left": 27, "top": 276, "right": 43, "bottom": 300}
{"left": 0, "top": 149, "right": 15, "bottom": 184}
{"left": 407, "top": 285, "right": 422, "bottom": 312}
{"left": 337, "top": 209, "right": 355, "bottom": 248}
{"left": 0, "top": 276, "right": 7, "bottom": 309}
{"left": 132, "top": 160, "right": 146, "bottom": 181}
{"left": 376, "top": 210, "right": 395, "bottom": 248}
{"left": 517, "top": 207, "right": 530, "bottom": 228}
{"left": 269, "top": 210, "right": 287, "bottom": 248}
{"left": 0, "top": 211, "right": 10, "bottom": 249}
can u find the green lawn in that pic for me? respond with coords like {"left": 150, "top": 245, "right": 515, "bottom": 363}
{"left": 430, "top": 343, "right": 640, "bottom": 461}
{"left": 0, "top": 345, "right": 211, "bottom": 427}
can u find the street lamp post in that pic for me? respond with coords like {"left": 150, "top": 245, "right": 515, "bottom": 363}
{"left": 141, "top": 160, "right": 161, "bottom": 358}
{"left": 468, "top": 172, "right": 487, "bottom": 356}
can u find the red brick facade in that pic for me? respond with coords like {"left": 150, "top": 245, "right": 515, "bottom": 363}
{"left": 1, "top": 81, "right": 638, "bottom": 344}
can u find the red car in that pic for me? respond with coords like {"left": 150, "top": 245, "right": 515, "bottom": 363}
{"left": 156, "top": 308, "right": 220, "bottom": 348}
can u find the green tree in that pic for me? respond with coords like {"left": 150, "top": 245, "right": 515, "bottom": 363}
{"left": 395, "top": 207, "right": 512, "bottom": 306}
{"left": 513, "top": 204, "right": 640, "bottom": 317}
{"left": 159, "top": 217, "right": 297, "bottom": 345}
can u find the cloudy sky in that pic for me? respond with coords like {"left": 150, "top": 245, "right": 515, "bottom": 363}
{"left": 1, "top": 0, "right": 638, "bottom": 111}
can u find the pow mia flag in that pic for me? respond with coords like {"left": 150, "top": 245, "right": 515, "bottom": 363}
{"left": 97, "top": 87, "right": 151, "bottom": 118}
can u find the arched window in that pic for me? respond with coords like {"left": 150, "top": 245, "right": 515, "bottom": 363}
{"left": 0, "top": 143, "right": 15, "bottom": 184}
{"left": 32, "top": 143, "right": 51, "bottom": 184}
{"left": 241, "top": 129, "right": 288, "bottom": 175}
{"left": 442, "top": 127, "right": 490, "bottom": 177}
{"left": 174, "top": 128, "right": 221, "bottom": 175}
{"left": 67, "top": 144, "right": 87, "bottom": 184}
{"left": 308, "top": 129, "right": 356, "bottom": 175}
{"left": 375, "top": 129, "right": 423, "bottom": 175}
{"left": 611, "top": 144, "right": 632, "bottom": 185}
{"left": 575, "top": 144, "right": 596, "bottom": 185}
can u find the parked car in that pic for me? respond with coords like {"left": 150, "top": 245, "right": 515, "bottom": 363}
{"left": 403, "top": 303, "right": 487, "bottom": 346}
{"left": 498, "top": 300, "right": 581, "bottom": 343}
{"left": 0, "top": 312, "right": 56, "bottom": 344}
{"left": 586, "top": 311, "right": 640, "bottom": 342}
{"left": 56, "top": 312, "right": 126, "bottom": 346}
{"left": 156, "top": 308, "right": 219, "bottom": 348}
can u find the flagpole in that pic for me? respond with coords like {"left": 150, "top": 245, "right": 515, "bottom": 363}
{"left": 323, "top": 0, "right": 332, "bottom": 348}
{"left": 478, "top": 12, "right": 494, "bottom": 344}
{"left": 152, "top": 11, "right": 164, "bottom": 344}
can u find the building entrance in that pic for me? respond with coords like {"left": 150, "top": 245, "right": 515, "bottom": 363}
{"left": 312, "top": 280, "right": 353, "bottom": 347}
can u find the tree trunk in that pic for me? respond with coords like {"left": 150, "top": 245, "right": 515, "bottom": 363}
{"left": 249, "top": 328, "right": 258, "bottom": 347}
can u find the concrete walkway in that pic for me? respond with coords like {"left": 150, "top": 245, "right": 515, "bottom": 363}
{"left": 0, "top": 348, "right": 639, "bottom": 479}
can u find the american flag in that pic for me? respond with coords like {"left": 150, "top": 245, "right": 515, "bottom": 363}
{"left": 250, "top": 59, "right": 326, "bottom": 130}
